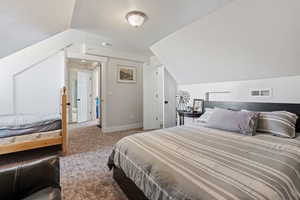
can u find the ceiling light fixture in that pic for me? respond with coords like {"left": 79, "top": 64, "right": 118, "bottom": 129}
{"left": 126, "top": 11, "right": 148, "bottom": 27}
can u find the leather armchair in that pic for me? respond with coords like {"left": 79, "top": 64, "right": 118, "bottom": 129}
{"left": 0, "top": 156, "right": 61, "bottom": 200}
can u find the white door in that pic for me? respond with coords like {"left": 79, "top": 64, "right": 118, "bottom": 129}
{"left": 164, "top": 68, "right": 177, "bottom": 128}
{"left": 77, "top": 71, "right": 92, "bottom": 123}
{"left": 143, "top": 65, "right": 164, "bottom": 130}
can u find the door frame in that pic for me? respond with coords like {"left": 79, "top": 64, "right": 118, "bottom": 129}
{"left": 66, "top": 52, "right": 108, "bottom": 128}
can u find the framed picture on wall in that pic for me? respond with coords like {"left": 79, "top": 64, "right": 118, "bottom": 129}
{"left": 193, "top": 99, "right": 204, "bottom": 113}
{"left": 117, "top": 65, "right": 137, "bottom": 83}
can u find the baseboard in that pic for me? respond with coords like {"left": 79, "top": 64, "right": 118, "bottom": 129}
{"left": 102, "top": 122, "right": 143, "bottom": 133}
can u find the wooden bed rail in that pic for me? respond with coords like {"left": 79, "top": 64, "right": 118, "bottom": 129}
{"left": 61, "top": 87, "right": 68, "bottom": 155}
{"left": 0, "top": 87, "right": 68, "bottom": 156}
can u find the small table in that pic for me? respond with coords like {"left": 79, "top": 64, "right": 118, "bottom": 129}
{"left": 177, "top": 111, "right": 202, "bottom": 126}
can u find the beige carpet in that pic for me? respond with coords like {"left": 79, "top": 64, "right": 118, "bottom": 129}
{"left": 62, "top": 125, "right": 143, "bottom": 200}
{"left": 0, "top": 125, "right": 143, "bottom": 200}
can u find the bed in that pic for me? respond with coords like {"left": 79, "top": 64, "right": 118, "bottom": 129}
{"left": 108, "top": 101, "right": 300, "bottom": 200}
{"left": 0, "top": 88, "right": 68, "bottom": 155}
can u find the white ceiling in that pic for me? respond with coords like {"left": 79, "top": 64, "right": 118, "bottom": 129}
{"left": 0, "top": 0, "right": 76, "bottom": 58}
{"left": 2, "top": 0, "right": 299, "bottom": 86}
{"left": 0, "top": 0, "right": 230, "bottom": 58}
{"left": 71, "top": 0, "right": 231, "bottom": 55}
{"left": 151, "top": 0, "right": 300, "bottom": 84}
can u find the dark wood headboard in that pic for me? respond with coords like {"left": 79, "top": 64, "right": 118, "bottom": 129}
{"left": 204, "top": 101, "right": 300, "bottom": 132}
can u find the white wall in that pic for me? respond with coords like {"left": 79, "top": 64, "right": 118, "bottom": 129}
{"left": 180, "top": 76, "right": 300, "bottom": 104}
{"left": 0, "top": 28, "right": 148, "bottom": 116}
{"left": 103, "top": 58, "right": 143, "bottom": 132}
{"left": 151, "top": 0, "right": 300, "bottom": 85}
{"left": 0, "top": 69, "right": 11, "bottom": 114}
{"left": 0, "top": 28, "right": 147, "bottom": 133}
{"left": 66, "top": 41, "right": 147, "bottom": 132}
{"left": 0, "top": 30, "right": 79, "bottom": 115}
{"left": 15, "top": 51, "right": 65, "bottom": 114}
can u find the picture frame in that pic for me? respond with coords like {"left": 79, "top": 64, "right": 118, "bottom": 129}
{"left": 193, "top": 99, "right": 204, "bottom": 113}
{"left": 117, "top": 65, "right": 137, "bottom": 83}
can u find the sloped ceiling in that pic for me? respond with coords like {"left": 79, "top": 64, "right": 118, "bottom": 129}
{"left": 0, "top": 0, "right": 76, "bottom": 58}
{"left": 151, "top": 0, "right": 300, "bottom": 85}
{"left": 71, "top": 0, "right": 231, "bottom": 56}
{"left": 1, "top": 0, "right": 231, "bottom": 59}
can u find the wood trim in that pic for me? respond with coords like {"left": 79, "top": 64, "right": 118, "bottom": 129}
{"left": 61, "top": 87, "right": 68, "bottom": 155}
{"left": 0, "top": 87, "right": 68, "bottom": 156}
{"left": 0, "top": 136, "right": 62, "bottom": 155}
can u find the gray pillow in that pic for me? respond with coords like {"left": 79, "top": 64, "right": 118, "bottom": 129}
{"left": 257, "top": 111, "right": 298, "bottom": 138}
{"left": 206, "top": 108, "right": 259, "bottom": 135}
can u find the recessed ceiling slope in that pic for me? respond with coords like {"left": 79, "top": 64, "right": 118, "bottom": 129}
{"left": 151, "top": 0, "right": 300, "bottom": 85}
{"left": 0, "top": 0, "right": 76, "bottom": 58}
{"left": 71, "top": 0, "right": 231, "bottom": 55}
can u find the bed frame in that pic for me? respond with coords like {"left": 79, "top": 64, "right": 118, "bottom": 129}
{"left": 113, "top": 167, "right": 148, "bottom": 200}
{"left": 0, "top": 87, "right": 68, "bottom": 156}
{"left": 113, "top": 101, "right": 300, "bottom": 200}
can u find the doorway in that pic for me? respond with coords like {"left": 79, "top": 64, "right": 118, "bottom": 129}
{"left": 67, "top": 58, "right": 101, "bottom": 125}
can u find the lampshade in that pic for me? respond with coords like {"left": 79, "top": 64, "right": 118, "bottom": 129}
{"left": 126, "top": 11, "right": 147, "bottom": 27}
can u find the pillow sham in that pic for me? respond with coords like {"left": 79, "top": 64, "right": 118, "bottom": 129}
{"left": 197, "top": 108, "right": 214, "bottom": 123}
{"left": 205, "top": 108, "right": 259, "bottom": 135}
{"left": 272, "top": 111, "right": 298, "bottom": 124}
{"left": 257, "top": 111, "right": 298, "bottom": 138}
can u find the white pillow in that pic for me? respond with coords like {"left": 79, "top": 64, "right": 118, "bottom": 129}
{"left": 198, "top": 108, "right": 214, "bottom": 123}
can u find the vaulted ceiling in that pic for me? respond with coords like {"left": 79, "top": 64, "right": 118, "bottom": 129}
{"left": 0, "top": 0, "right": 76, "bottom": 58}
{"left": 71, "top": 0, "right": 231, "bottom": 56}
{"left": 151, "top": 0, "right": 300, "bottom": 84}
{"left": 0, "top": 0, "right": 230, "bottom": 58}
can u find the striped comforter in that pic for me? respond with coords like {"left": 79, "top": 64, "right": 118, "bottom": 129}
{"left": 108, "top": 125, "right": 300, "bottom": 200}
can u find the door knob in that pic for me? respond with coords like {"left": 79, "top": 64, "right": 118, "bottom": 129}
{"left": 77, "top": 99, "right": 81, "bottom": 101}
{"left": 164, "top": 101, "right": 169, "bottom": 104}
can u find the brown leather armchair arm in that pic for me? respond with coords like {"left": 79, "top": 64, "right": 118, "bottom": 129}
{"left": 0, "top": 156, "right": 61, "bottom": 200}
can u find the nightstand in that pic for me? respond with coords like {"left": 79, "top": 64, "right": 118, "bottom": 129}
{"left": 177, "top": 111, "right": 202, "bottom": 126}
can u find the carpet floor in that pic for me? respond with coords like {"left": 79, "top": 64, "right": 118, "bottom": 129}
{"left": 0, "top": 124, "right": 143, "bottom": 200}
{"left": 61, "top": 125, "right": 143, "bottom": 200}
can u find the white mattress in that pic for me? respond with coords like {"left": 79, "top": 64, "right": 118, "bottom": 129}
{"left": 0, "top": 114, "right": 60, "bottom": 127}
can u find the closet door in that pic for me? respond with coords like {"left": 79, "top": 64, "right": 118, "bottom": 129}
{"left": 143, "top": 65, "right": 164, "bottom": 130}
{"left": 163, "top": 68, "right": 177, "bottom": 128}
